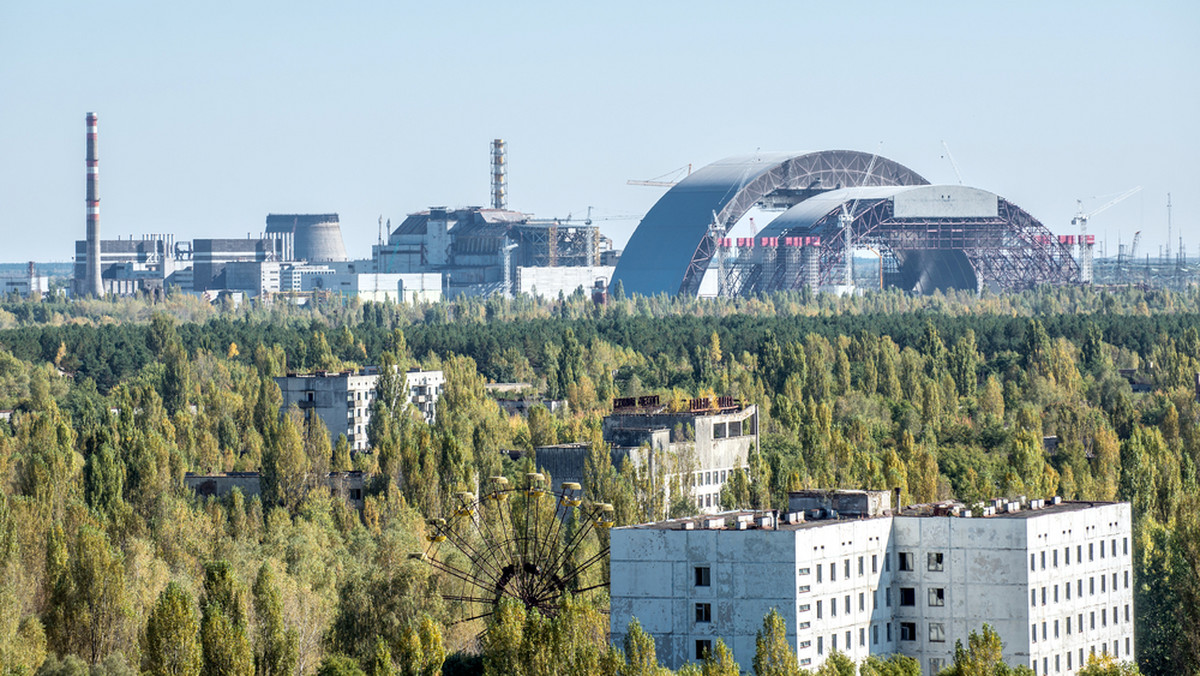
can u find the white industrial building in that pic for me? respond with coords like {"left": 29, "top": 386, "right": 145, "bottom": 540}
{"left": 610, "top": 491, "right": 1133, "bottom": 676}
{"left": 275, "top": 367, "right": 445, "bottom": 452}
{"left": 516, "top": 265, "right": 614, "bottom": 299}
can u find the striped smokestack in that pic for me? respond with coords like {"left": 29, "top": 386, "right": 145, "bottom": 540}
{"left": 85, "top": 112, "right": 103, "bottom": 297}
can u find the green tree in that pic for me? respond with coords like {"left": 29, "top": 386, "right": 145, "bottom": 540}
{"left": 622, "top": 618, "right": 662, "bottom": 676}
{"left": 252, "top": 564, "right": 298, "bottom": 676}
{"left": 145, "top": 582, "right": 203, "bottom": 676}
{"left": 753, "top": 608, "right": 799, "bottom": 676}
{"left": 315, "top": 655, "right": 366, "bottom": 676}
{"left": 201, "top": 562, "right": 253, "bottom": 676}
{"left": 816, "top": 650, "right": 855, "bottom": 676}
{"left": 700, "top": 639, "right": 739, "bottom": 676}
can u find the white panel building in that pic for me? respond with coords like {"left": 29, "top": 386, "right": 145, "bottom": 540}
{"left": 275, "top": 368, "right": 445, "bottom": 452}
{"left": 610, "top": 491, "right": 1134, "bottom": 676}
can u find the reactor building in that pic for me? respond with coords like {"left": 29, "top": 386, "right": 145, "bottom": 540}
{"left": 611, "top": 150, "right": 1081, "bottom": 297}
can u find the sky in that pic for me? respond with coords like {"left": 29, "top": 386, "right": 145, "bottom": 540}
{"left": 1, "top": 1, "right": 1197, "bottom": 263}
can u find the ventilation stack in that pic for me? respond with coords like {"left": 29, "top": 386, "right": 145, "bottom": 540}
{"left": 491, "top": 139, "right": 507, "bottom": 210}
{"left": 85, "top": 112, "right": 104, "bottom": 297}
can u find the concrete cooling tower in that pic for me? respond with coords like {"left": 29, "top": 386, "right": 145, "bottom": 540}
{"left": 265, "top": 214, "right": 348, "bottom": 262}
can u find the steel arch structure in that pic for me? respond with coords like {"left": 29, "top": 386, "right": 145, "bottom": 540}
{"left": 611, "top": 150, "right": 929, "bottom": 297}
{"left": 738, "top": 190, "right": 1080, "bottom": 294}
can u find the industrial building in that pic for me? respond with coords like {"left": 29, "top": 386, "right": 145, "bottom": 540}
{"left": 611, "top": 150, "right": 1082, "bottom": 298}
{"left": 275, "top": 367, "right": 445, "bottom": 452}
{"left": 1, "top": 263, "right": 51, "bottom": 298}
{"left": 518, "top": 396, "right": 757, "bottom": 514}
{"left": 609, "top": 491, "right": 1134, "bottom": 676}
{"left": 371, "top": 205, "right": 614, "bottom": 298}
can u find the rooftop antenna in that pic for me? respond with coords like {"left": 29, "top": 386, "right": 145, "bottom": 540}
{"left": 940, "top": 140, "right": 964, "bottom": 185}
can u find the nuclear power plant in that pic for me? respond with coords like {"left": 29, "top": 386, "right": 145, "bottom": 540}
{"left": 66, "top": 116, "right": 1192, "bottom": 301}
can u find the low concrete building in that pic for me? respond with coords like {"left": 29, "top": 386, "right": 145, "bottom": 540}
{"left": 610, "top": 493, "right": 1134, "bottom": 676}
{"left": 184, "top": 471, "right": 366, "bottom": 509}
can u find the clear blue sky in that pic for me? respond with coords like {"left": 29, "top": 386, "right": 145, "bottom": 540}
{"left": 1, "top": 1, "right": 1197, "bottom": 262}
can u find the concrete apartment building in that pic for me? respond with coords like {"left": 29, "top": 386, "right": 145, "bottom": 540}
{"left": 518, "top": 396, "right": 758, "bottom": 515}
{"left": 610, "top": 491, "right": 1133, "bottom": 676}
{"left": 275, "top": 367, "right": 445, "bottom": 452}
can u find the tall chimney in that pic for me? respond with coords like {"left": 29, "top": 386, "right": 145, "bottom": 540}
{"left": 85, "top": 112, "right": 103, "bottom": 297}
{"left": 490, "top": 139, "right": 506, "bottom": 210}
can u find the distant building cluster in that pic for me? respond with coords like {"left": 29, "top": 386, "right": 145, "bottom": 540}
{"left": 69, "top": 119, "right": 620, "bottom": 303}
{"left": 610, "top": 490, "right": 1134, "bottom": 676}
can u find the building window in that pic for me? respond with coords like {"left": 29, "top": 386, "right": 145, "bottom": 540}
{"left": 832, "top": 634, "right": 837, "bottom": 651}
{"left": 695, "top": 640, "right": 712, "bottom": 661}
{"left": 886, "top": 588, "right": 892, "bottom": 607}
{"left": 1112, "top": 572, "right": 1117, "bottom": 590}
{"left": 799, "top": 640, "right": 811, "bottom": 649}
{"left": 1066, "top": 547, "right": 1071, "bottom": 565}
{"left": 885, "top": 555, "right": 891, "bottom": 572}
{"left": 695, "top": 603, "right": 711, "bottom": 623}
{"left": 1078, "top": 544, "right": 1083, "bottom": 562}
{"left": 831, "top": 598, "right": 837, "bottom": 617}
{"left": 899, "top": 552, "right": 914, "bottom": 571}
{"left": 1054, "top": 620, "right": 1060, "bottom": 638}
{"left": 1031, "top": 590, "right": 1037, "bottom": 607}
{"left": 1090, "top": 611, "right": 1095, "bottom": 629}
{"left": 873, "top": 624, "right": 879, "bottom": 645}
{"left": 860, "top": 628, "right": 866, "bottom": 646}
{"left": 800, "top": 658, "right": 812, "bottom": 666}
{"left": 930, "top": 658, "right": 947, "bottom": 674}
{"left": 817, "top": 600, "right": 823, "bottom": 619}
{"left": 1102, "top": 575, "right": 1106, "bottom": 592}
{"left": 929, "top": 622, "right": 946, "bottom": 642}
{"left": 1053, "top": 549, "right": 1059, "bottom": 567}
{"left": 859, "top": 556, "right": 865, "bottom": 576}
{"left": 928, "top": 552, "right": 945, "bottom": 571}
{"left": 799, "top": 604, "right": 811, "bottom": 613}
{"left": 1041, "top": 551, "right": 1047, "bottom": 570}
{"left": 1054, "top": 585, "right": 1059, "bottom": 603}
{"left": 1090, "top": 543, "right": 1095, "bottom": 561}
{"left": 799, "top": 621, "right": 811, "bottom": 630}
{"left": 798, "top": 585, "right": 811, "bottom": 594}
{"left": 830, "top": 562, "right": 837, "bottom": 582}
{"left": 1042, "top": 587, "right": 1047, "bottom": 605}
{"left": 1056, "top": 655, "right": 1061, "bottom": 672}
{"left": 900, "top": 588, "right": 916, "bottom": 606}
{"left": 1032, "top": 623, "right": 1038, "bottom": 643}
{"left": 799, "top": 567, "right": 811, "bottom": 576}
{"left": 817, "top": 565, "right": 823, "bottom": 583}
{"left": 1078, "top": 579, "right": 1083, "bottom": 597}
{"left": 1124, "top": 537, "right": 1129, "bottom": 556}
{"left": 844, "top": 559, "right": 850, "bottom": 579}
{"left": 695, "top": 566, "right": 710, "bottom": 587}
{"left": 872, "top": 554, "right": 878, "bottom": 573}
{"left": 1102, "top": 608, "right": 1107, "bottom": 627}
{"left": 886, "top": 623, "right": 892, "bottom": 642}
{"left": 1124, "top": 570, "right": 1130, "bottom": 589}
{"left": 859, "top": 592, "right": 865, "bottom": 612}
{"left": 845, "top": 631, "right": 851, "bottom": 650}
{"left": 900, "top": 623, "right": 916, "bottom": 641}
{"left": 1067, "top": 617, "right": 1072, "bottom": 635}
{"left": 1125, "top": 604, "right": 1130, "bottom": 622}
{"left": 817, "top": 636, "right": 823, "bottom": 655}
{"left": 1066, "top": 583, "right": 1071, "bottom": 600}
{"left": 1090, "top": 577, "right": 1095, "bottom": 595}
{"left": 929, "top": 588, "right": 945, "bottom": 606}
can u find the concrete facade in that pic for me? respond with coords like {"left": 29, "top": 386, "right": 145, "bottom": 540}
{"left": 516, "top": 265, "right": 614, "bottom": 298}
{"left": 275, "top": 368, "right": 444, "bottom": 451}
{"left": 610, "top": 495, "right": 1133, "bottom": 676}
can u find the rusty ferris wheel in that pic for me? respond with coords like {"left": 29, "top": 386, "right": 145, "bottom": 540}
{"left": 412, "top": 473, "right": 615, "bottom": 624}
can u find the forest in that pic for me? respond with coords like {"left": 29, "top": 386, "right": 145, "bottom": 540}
{"left": 0, "top": 284, "right": 1197, "bottom": 676}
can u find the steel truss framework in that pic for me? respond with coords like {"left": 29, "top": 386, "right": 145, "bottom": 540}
{"left": 416, "top": 475, "right": 613, "bottom": 626}
{"left": 729, "top": 198, "right": 1080, "bottom": 295}
{"left": 680, "top": 151, "right": 929, "bottom": 296}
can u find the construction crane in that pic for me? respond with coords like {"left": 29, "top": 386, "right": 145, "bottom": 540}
{"left": 1073, "top": 186, "right": 1140, "bottom": 283}
{"left": 627, "top": 164, "right": 692, "bottom": 187}
{"left": 940, "top": 140, "right": 964, "bottom": 185}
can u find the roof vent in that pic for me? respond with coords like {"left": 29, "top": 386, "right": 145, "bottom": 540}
{"left": 679, "top": 521, "right": 695, "bottom": 531}
{"left": 736, "top": 520, "right": 750, "bottom": 530}
{"left": 1051, "top": 496, "right": 1063, "bottom": 505}
{"left": 705, "top": 517, "right": 726, "bottom": 530}
{"left": 786, "top": 511, "right": 805, "bottom": 525}
{"left": 757, "top": 514, "right": 776, "bottom": 529}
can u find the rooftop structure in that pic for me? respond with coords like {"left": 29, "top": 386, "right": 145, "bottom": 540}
{"left": 610, "top": 493, "right": 1134, "bottom": 675}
